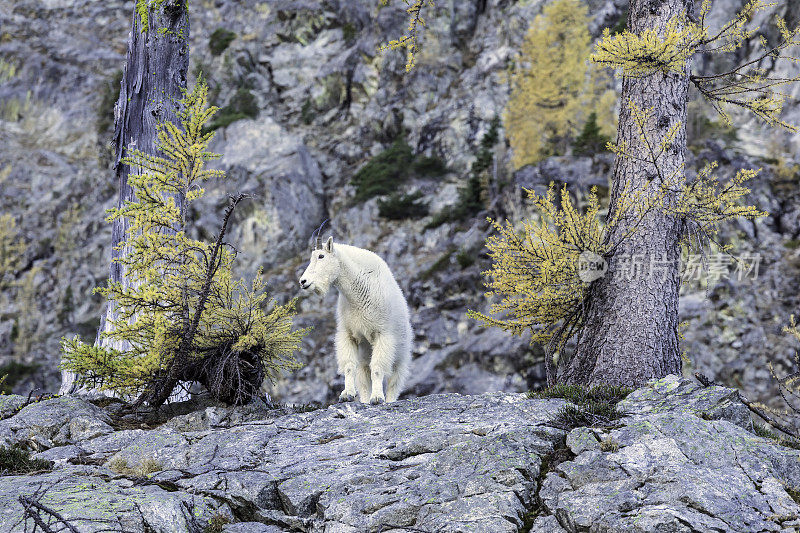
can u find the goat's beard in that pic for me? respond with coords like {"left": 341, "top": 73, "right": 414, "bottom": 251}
{"left": 313, "top": 278, "right": 331, "bottom": 295}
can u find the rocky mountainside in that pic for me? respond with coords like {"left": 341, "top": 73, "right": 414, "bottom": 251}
{"left": 1, "top": 375, "right": 799, "bottom": 532}
{"left": 0, "top": 0, "right": 799, "bottom": 408}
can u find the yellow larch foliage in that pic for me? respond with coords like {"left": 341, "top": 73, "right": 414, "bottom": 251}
{"left": 670, "top": 163, "right": 766, "bottom": 240}
{"left": 473, "top": 98, "right": 765, "bottom": 362}
{"left": 378, "top": 0, "right": 435, "bottom": 71}
{"left": 505, "top": 0, "right": 616, "bottom": 168}
{"left": 592, "top": 0, "right": 800, "bottom": 131}
{"left": 608, "top": 100, "right": 766, "bottom": 250}
{"left": 0, "top": 212, "right": 25, "bottom": 290}
{"left": 61, "top": 80, "right": 307, "bottom": 401}
{"left": 609, "top": 101, "right": 766, "bottom": 249}
{"left": 591, "top": 13, "right": 704, "bottom": 76}
{"left": 467, "top": 184, "right": 606, "bottom": 355}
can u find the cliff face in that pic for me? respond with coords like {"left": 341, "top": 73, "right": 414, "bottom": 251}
{"left": 0, "top": 0, "right": 799, "bottom": 406}
{"left": 0, "top": 376, "right": 798, "bottom": 532}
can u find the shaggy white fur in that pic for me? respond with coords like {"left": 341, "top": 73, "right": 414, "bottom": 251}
{"left": 300, "top": 237, "right": 412, "bottom": 404}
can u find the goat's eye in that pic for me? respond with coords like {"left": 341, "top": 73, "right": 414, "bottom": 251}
{"left": 318, "top": 254, "right": 325, "bottom": 259}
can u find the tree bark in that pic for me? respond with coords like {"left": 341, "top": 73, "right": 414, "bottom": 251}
{"left": 563, "top": 0, "right": 691, "bottom": 386}
{"left": 60, "top": 0, "right": 189, "bottom": 395}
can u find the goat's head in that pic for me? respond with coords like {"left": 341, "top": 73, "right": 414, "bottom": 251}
{"left": 300, "top": 236, "right": 340, "bottom": 295}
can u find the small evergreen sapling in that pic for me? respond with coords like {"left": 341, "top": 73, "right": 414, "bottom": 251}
{"left": 61, "top": 81, "right": 306, "bottom": 407}
{"left": 573, "top": 112, "right": 610, "bottom": 156}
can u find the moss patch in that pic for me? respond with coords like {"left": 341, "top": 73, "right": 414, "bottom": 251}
{"left": 203, "top": 88, "right": 258, "bottom": 132}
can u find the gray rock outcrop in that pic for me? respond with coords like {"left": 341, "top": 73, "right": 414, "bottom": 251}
{"left": 1, "top": 376, "right": 799, "bottom": 532}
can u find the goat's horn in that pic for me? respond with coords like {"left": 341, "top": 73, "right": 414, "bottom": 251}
{"left": 315, "top": 219, "right": 329, "bottom": 250}
{"left": 311, "top": 219, "right": 329, "bottom": 250}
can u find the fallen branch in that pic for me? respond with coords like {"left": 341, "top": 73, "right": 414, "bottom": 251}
{"left": 19, "top": 495, "right": 80, "bottom": 533}
{"left": 694, "top": 372, "right": 800, "bottom": 441}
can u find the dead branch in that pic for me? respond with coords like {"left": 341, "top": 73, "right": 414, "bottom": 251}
{"left": 694, "top": 372, "right": 800, "bottom": 441}
{"left": 19, "top": 495, "right": 80, "bottom": 533}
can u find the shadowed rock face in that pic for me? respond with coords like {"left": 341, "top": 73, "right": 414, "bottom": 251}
{"left": 0, "top": 376, "right": 799, "bottom": 532}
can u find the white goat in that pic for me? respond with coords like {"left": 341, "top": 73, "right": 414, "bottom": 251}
{"left": 300, "top": 237, "right": 412, "bottom": 404}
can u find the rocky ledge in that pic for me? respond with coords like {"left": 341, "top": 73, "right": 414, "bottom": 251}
{"left": 0, "top": 375, "right": 798, "bottom": 532}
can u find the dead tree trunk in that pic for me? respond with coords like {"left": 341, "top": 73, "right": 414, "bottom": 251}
{"left": 563, "top": 0, "right": 691, "bottom": 386}
{"left": 60, "top": 0, "right": 189, "bottom": 395}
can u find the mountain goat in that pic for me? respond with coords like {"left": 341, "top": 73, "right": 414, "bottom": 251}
{"left": 300, "top": 237, "right": 412, "bottom": 404}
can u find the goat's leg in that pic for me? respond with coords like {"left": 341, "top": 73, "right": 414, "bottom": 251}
{"left": 369, "top": 335, "right": 397, "bottom": 404}
{"left": 386, "top": 337, "right": 411, "bottom": 403}
{"left": 336, "top": 330, "right": 359, "bottom": 402}
{"left": 356, "top": 343, "right": 372, "bottom": 403}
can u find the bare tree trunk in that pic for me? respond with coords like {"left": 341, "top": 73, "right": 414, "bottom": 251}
{"left": 60, "top": 0, "right": 189, "bottom": 395}
{"left": 563, "top": 0, "right": 691, "bottom": 386}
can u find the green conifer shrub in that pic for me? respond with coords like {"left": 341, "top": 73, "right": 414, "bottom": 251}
{"left": 351, "top": 138, "right": 448, "bottom": 204}
{"left": 572, "top": 112, "right": 611, "bottom": 155}
{"left": 209, "top": 28, "right": 237, "bottom": 56}
{"left": 0, "top": 445, "right": 52, "bottom": 475}
{"left": 203, "top": 88, "right": 259, "bottom": 133}
{"left": 426, "top": 117, "right": 500, "bottom": 228}
{"left": 377, "top": 191, "right": 429, "bottom": 220}
{"left": 351, "top": 139, "right": 415, "bottom": 202}
{"left": 61, "top": 81, "right": 307, "bottom": 407}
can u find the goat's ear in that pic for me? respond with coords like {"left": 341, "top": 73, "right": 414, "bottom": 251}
{"left": 324, "top": 236, "right": 333, "bottom": 253}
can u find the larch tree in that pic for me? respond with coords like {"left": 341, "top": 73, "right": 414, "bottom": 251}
{"left": 387, "top": 0, "right": 798, "bottom": 386}
{"left": 60, "top": 0, "right": 189, "bottom": 395}
{"left": 562, "top": 0, "right": 694, "bottom": 385}
{"left": 61, "top": 82, "right": 306, "bottom": 408}
{"left": 565, "top": 0, "right": 798, "bottom": 386}
{"left": 505, "top": 0, "right": 616, "bottom": 167}
{"left": 60, "top": 1, "right": 306, "bottom": 406}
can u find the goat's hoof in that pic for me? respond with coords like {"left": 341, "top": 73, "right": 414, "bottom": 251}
{"left": 339, "top": 392, "right": 355, "bottom": 403}
{"left": 369, "top": 396, "right": 385, "bottom": 405}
